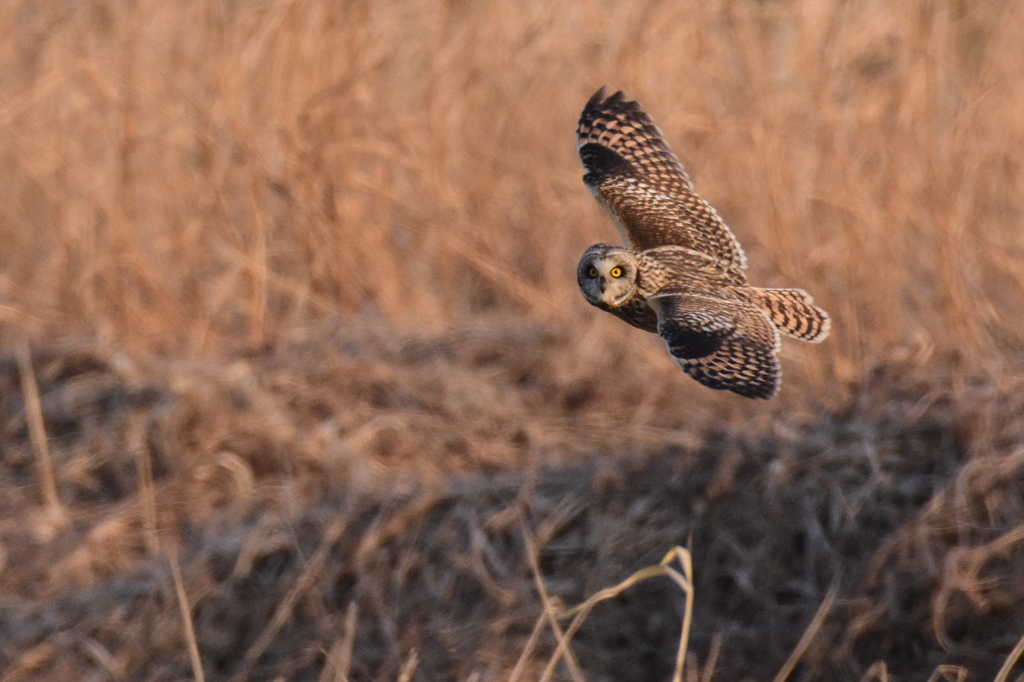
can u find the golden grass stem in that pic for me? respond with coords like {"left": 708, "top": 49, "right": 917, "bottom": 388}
{"left": 0, "top": 640, "right": 57, "bottom": 682}
{"left": 396, "top": 648, "right": 419, "bottom": 682}
{"left": 242, "top": 519, "right": 348, "bottom": 669}
{"left": 858, "top": 661, "right": 889, "bottom": 682}
{"left": 135, "top": 414, "right": 190, "bottom": 682}
{"left": 169, "top": 546, "right": 206, "bottom": 682}
{"left": 518, "top": 519, "right": 586, "bottom": 682}
{"left": 133, "top": 421, "right": 161, "bottom": 556}
{"left": 995, "top": 631, "right": 1024, "bottom": 682}
{"left": 320, "top": 602, "right": 359, "bottom": 682}
{"left": 700, "top": 630, "right": 723, "bottom": 682}
{"left": 15, "top": 340, "right": 65, "bottom": 524}
{"left": 536, "top": 546, "right": 695, "bottom": 682}
{"left": 507, "top": 609, "right": 549, "bottom": 682}
{"left": 924, "top": 664, "right": 967, "bottom": 682}
{"left": 771, "top": 580, "right": 839, "bottom": 682}
{"left": 248, "top": 175, "right": 268, "bottom": 344}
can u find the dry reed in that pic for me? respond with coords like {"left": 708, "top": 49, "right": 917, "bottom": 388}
{"left": 0, "top": 0, "right": 1021, "bottom": 398}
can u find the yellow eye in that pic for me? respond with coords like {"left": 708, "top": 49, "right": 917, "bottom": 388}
{"left": 610, "top": 266, "right": 623, "bottom": 278}
{"left": 588, "top": 267, "right": 598, "bottom": 277}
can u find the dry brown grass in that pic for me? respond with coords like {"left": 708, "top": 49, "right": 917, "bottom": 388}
{"left": 2, "top": 0, "right": 1023, "bottom": 382}
{"left": 1, "top": 333, "right": 1023, "bottom": 681}
{"left": 2, "top": 0, "right": 1024, "bottom": 680}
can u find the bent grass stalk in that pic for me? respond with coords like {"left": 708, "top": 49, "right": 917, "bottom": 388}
{"left": 514, "top": 545, "right": 694, "bottom": 682}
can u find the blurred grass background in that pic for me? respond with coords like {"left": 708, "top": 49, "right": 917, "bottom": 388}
{"left": 3, "top": 1, "right": 1024, "bottom": 680}
{"left": 1, "top": 0, "right": 1022, "bottom": 393}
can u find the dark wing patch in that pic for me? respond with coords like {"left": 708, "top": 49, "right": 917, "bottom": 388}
{"left": 654, "top": 296, "right": 735, "bottom": 359}
{"left": 577, "top": 88, "right": 693, "bottom": 196}
{"left": 652, "top": 294, "right": 781, "bottom": 399}
{"left": 576, "top": 88, "right": 747, "bottom": 269}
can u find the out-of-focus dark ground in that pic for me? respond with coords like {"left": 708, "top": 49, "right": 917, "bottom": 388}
{"left": 2, "top": 1, "right": 1024, "bottom": 680}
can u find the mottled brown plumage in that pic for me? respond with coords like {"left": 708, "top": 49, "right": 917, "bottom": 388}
{"left": 577, "top": 87, "right": 747, "bottom": 269}
{"left": 575, "top": 88, "right": 830, "bottom": 399}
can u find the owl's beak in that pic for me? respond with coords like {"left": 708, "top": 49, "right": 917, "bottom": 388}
{"left": 598, "top": 277, "right": 606, "bottom": 293}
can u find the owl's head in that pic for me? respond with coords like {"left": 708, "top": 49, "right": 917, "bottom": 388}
{"left": 577, "top": 244, "right": 640, "bottom": 307}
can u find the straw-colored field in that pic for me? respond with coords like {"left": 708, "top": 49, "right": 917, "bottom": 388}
{"left": 2, "top": 1, "right": 1024, "bottom": 680}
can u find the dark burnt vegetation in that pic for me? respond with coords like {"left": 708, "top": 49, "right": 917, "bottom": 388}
{"left": 1, "top": 327, "right": 1022, "bottom": 680}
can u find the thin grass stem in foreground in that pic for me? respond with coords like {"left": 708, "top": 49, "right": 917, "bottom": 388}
{"left": 523, "top": 546, "right": 694, "bottom": 682}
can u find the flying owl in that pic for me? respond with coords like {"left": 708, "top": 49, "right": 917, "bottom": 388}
{"left": 575, "top": 87, "right": 830, "bottom": 399}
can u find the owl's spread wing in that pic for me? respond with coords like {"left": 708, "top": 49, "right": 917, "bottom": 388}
{"left": 650, "top": 294, "right": 781, "bottom": 399}
{"left": 576, "top": 88, "right": 747, "bottom": 269}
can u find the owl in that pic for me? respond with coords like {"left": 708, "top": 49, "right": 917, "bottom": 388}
{"left": 575, "top": 88, "right": 830, "bottom": 399}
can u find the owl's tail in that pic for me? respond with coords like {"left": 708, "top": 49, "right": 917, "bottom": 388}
{"left": 745, "top": 287, "right": 831, "bottom": 343}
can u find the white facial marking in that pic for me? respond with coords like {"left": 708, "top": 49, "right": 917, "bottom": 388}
{"left": 588, "top": 254, "right": 634, "bottom": 306}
